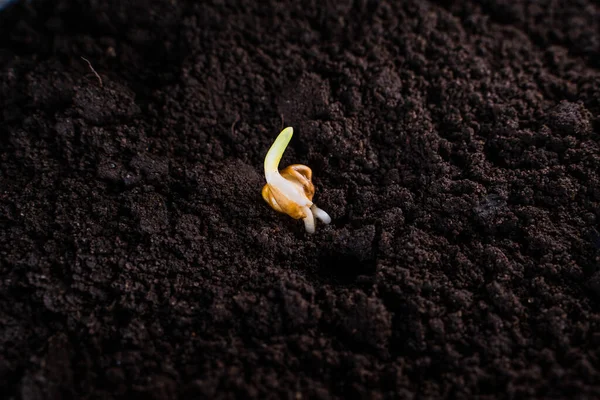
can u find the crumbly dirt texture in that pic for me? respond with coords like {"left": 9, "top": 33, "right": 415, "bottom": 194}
{"left": 1, "top": 0, "right": 600, "bottom": 399}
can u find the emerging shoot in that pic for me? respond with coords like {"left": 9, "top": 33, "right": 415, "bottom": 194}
{"left": 262, "top": 127, "right": 331, "bottom": 234}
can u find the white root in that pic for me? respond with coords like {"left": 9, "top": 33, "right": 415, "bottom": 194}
{"left": 311, "top": 205, "right": 331, "bottom": 224}
{"left": 302, "top": 206, "right": 316, "bottom": 234}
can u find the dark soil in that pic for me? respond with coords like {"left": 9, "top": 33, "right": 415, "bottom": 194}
{"left": 2, "top": 0, "right": 600, "bottom": 398}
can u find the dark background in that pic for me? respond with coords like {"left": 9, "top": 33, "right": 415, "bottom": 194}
{"left": 1, "top": 0, "right": 600, "bottom": 398}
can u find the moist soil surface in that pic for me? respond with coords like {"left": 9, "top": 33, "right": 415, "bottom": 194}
{"left": 2, "top": 0, "right": 600, "bottom": 399}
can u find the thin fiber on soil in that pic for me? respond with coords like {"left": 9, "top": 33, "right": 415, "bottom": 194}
{"left": 1, "top": 0, "right": 600, "bottom": 399}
